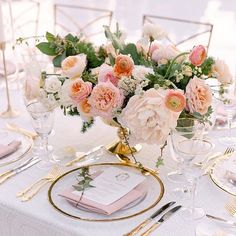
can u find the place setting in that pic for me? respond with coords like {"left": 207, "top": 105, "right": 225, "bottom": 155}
{"left": 1, "top": 1, "right": 236, "bottom": 235}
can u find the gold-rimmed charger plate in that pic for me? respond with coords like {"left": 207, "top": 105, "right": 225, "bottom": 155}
{"left": 210, "top": 154, "right": 236, "bottom": 196}
{"left": 48, "top": 162, "right": 164, "bottom": 222}
{"left": 0, "top": 130, "right": 33, "bottom": 167}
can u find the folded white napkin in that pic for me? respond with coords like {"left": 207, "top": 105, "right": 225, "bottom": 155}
{"left": 0, "top": 140, "right": 21, "bottom": 159}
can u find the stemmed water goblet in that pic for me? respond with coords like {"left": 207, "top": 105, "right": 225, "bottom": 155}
{"left": 170, "top": 118, "right": 213, "bottom": 220}
{"left": 27, "top": 101, "right": 55, "bottom": 169}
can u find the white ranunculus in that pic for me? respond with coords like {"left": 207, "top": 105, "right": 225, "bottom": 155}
{"left": 61, "top": 54, "right": 87, "bottom": 78}
{"left": 211, "top": 59, "right": 232, "bottom": 84}
{"left": 132, "top": 65, "right": 154, "bottom": 82}
{"left": 58, "top": 79, "right": 73, "bottom": 107}
{"left": 143, "top": 23, "right": 167, "bottom": 40}
{"left": 44, "top": 75, "right": 62, "bottom": 93}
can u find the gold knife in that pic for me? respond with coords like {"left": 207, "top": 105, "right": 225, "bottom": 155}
{"left": 141, "top": 206, "right": 182, "bottom": 236}
{"left": 123, "top": 201, "right": 175, "bottom": 236}
{"left": 206, "top": 214, "right": 236, "bottom": 226}
{"left": 65, "top": 145, "right": 103, "bottom": 167}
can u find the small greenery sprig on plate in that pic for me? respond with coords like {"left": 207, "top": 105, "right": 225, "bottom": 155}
{"left": 73, "top": 167, "right": 94, "bottom": 192}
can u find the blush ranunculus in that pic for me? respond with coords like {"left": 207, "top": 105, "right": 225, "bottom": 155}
{"left": 61, "top": 54, "right": 87, "bottom": 78}
{"left": 114, "top": 55, "right": 134, "bottom": 78}
{"left": 118, "top": 88, "right": 181, "bottom": 145}
{"left": 189, "top": 45, "right": 206, "bottom": 66}
{"left": 185, "top": 76, "right": 212, "bottom": 115}
{"left": 88, "top": 82, "right": 124, "bottom": 119}
{"left": 165, "top": 90, "right": 186, "bottom": 112}
{"left": 98, "top": 64, "right": 119, "bottom": 86}
{"left": 69, "top": 78, "right": 92, "bottom": 105}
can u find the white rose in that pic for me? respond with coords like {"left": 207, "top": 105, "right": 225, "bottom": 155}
{"left": 143, "top": 23, "right": 167, "bottom": 40}
{"left": 212, "top": 59, "right": 232, "bottom": 84}
{"left": 44, "top": 75, "right": 62, "bottom": 93}
{"left": 132, "top": 65, "right": 154, "bottom": 82}
{"left": 61, "top": 54, "right": 87, "bottom": 78}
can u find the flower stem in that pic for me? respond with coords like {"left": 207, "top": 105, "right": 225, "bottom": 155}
{"left": 163, "top": 52, "right": 189, "bottom": 80}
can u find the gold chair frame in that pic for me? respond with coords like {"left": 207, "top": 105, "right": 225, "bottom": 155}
{"left": 53, "top": 4, "right": 113, "bottom": 38}
{"left": 143, "top": 15, "right": 213, "bottom": 52}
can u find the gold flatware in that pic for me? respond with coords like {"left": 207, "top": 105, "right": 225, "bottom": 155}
{"left": 65, "top": 145, "right": 103, "bottom": 167}
{"left": 203, "top": 147, "right": 235, "bottom": 175}
{"left": 140, "top": 206, "right": 182, "bottom": 236}
{"left": 124, "top": 201, "right": 175, "bottom": 236}
{"left": 0, "top": 157, "right": 40, "bottom": 184}
{"left": 225, "top": 197, "right": 236, "bottom": 216}
{"left": 19, "top": 165, "right": 65, "bottom": 201}
{"left": 206, "top": 214, "right": 236, "bottom": 226}
{"left": 6, "top": 123, "right": 38, "bottom": 139}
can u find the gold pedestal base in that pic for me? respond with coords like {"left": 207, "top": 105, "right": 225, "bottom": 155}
{"left": 0, "top": 108, "right": 20, "bottom": 118}
{"left": 106, "top": 141, "right": 142, "bottom": 155}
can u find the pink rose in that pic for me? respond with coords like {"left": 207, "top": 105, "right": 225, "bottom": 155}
{"left": 189, "top": 45, "right": 206, "bottom": 66}
{"left": 118, "top": 88, "right": 181, "bottom": 145}
{"left": 88, "top": 82, "right": 124, "bottom": 119}
{"left": 69, "top": 78, "right": 92, "bottom": 105}
{"left": 185, "top": 76, "right": 212, "bottom": 115}
{"left": 98, "top": 64, "right": 119, "bottom": 86}
{"left": 165, "top": 89, "right": 186, "bottom": 112}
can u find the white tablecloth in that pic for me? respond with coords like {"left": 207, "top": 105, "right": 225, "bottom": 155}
{"left": 0, "top": 89, "right": 236, "bottom": 236}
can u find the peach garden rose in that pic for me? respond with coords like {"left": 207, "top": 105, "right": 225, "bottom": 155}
{"left": 119, "top": 88, "right": 181, "bottom": 145}
{"left": 185, "top": 76, "right": 212, "bottom": 115}
{"left": 61, "top": 54, "right": 87, "bottom": 78}
{"left": 88, "top": 82, "right": 124, "bottom": 120}
{"left": 69, "top": 78, "right": 92, "bottom": 105}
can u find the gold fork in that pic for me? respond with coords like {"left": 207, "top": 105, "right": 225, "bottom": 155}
{"left": 202, "top": 147, "right": 235, "bottom": 175}
{"left": 18, "top": 166, "right": 65, "bottom": 201}
{"left": 6, "top": 123, "right": 38, "bottom": 140}
{"left": 225, "top": 197, "right": 236, "bottom": 216}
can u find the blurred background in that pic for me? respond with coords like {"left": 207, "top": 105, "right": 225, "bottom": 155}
{"left": 0, "top": 0, "right": 236, "bottom": 82}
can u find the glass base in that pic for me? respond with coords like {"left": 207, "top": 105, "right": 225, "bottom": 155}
{"left": 182, "top": 207, "right": 205, "bottom": 221}
{"left": 170, "top": 186, "right": 189, "bottom": 200}
{"left": 219, "top": 136, "right": 236, "bottom": 146}
{"left": 167, "top": 171, "right": 185, "bottom": 183}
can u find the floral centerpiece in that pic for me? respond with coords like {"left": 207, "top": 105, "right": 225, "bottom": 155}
{"left": 33, "top": 23, "right": 232, "bottom": 166}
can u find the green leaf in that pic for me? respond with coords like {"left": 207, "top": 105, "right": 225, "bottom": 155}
{"left": 46, "top": 32, "right": 55, "bottom": 42}
{"left": 36, "top": 42, "right": 57, "bottom": 56}
{"left": 120, "top": 43, "right": 140, "bottom": 64}
{"left": 52, "top": 51, "right": 66, "bottom": 67}
{"left": 73, "top": 185, "right": 84, "bottom": 191}
{"left": 65, "top": 33, "right": 78, "bottom": 43}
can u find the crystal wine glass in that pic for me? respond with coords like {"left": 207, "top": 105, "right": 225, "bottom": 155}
{"left": 218, "top": 84, "right": 236, "bottom": 145}
{"left": 170, "top": 118, "right": 213, "bottom": 220}
{"left": 27, "top": 101, "right": 55, "bottom": 168}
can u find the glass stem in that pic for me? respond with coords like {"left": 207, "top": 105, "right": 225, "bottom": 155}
{"left": 190, "top": 178, "right": 197, "bottom": 218}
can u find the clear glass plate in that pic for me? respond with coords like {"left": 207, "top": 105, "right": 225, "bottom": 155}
{"left": 0, "top": 130, "right": 33, "bottom": 167}
{"left": 48, "top": 162, "right": 164, "bottom": 221}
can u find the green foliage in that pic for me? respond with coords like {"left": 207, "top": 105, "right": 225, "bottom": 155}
{"left": 73, "top": 167, "right": 94, "bottom": 192}
{"left": 120, "top": 43, "right": 140, "bottom": 64}
{"left": 36, "top": 32, "right": 105, "bottom": 68}
{"left": 81, "top": 119, "right": 94, "bottom": 133}
{"left": 200, "top": 57, "right": 214, "bottom": 75}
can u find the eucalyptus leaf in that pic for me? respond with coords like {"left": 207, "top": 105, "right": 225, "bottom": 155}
{"left": 46, "top": 32, "right": 55, "bottom": 42}
{"left": 36, "top": 42, "right": 57, "bottom": 56}
{"left": 52, "top": 51, "right": 66, "bottom": 67}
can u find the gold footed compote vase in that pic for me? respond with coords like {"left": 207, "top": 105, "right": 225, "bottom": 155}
{"left": 103, "top": 119, "right": 142, "bottom": 161}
